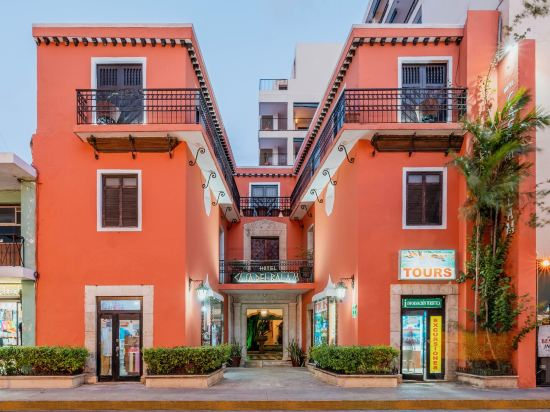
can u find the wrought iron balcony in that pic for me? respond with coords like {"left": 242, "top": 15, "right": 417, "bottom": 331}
{"left": 259, "top": 117, "right": 314, "bottom": 131}
{"left": 0, "top": 235, "right": 24, "bottom": 267}
{"left": 76, "top": 88, "right": 240, "bottom": 211}
{"left": 240, "top": 197, "right": 292, "bottom": 217}
{"left": 291, "top": 87, "right": 467, "bottom": 211}
{"left": 220, "top": 259, "right": 313, "bottom": 284}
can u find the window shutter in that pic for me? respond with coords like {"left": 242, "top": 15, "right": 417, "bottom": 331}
{"left": 103, "top": 177, "right": 122, "bottom": 227}
{"left": 406, "top": 178, "right": 424, "bottom": 225}
{"left": 102, "top": 175, "right": 138, "bottom": 228}
{"left": 121, "top": 177, "right": 138, "bottom": 227}
{"left": 424, "top": 176, "right": 442, "bottom": 225}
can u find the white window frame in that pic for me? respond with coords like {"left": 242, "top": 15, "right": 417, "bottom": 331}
{"left": 402, "top": 167, "right": 447, "bottom": 230}
{"left": 97, "top": 169, "right": 142, "bottom": 232}
{"left": 90, "top": 57, "right": 147, "bottom": 125}
{"left": 248, "top": 182, "right": 280, "bottom": 197}
{"left": 397, "top": 56, "right": 453, "bottom": 123}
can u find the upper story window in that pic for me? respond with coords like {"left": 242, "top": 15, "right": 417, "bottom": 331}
{"left": 98, "top": 171, "right": 141, "bottom": 231}
{"left": 251, "top": 184, "right": 278, "bottom": 198}
{"left": 96, "top": 64, "right": 144, "bottom": 124}
{"left": 0, "top": 206, "right": 21, "bottom": 236}
{"left": 402, "top": 63, "right": 449, "bottom": 123}
{"left": 404, "top": 170, "right": 445, "bottom": 228}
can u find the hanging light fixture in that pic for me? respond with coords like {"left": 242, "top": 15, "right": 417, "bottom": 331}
{"left": 196, "top": 282, "right": 210, "bottom": 302}
{"left": 335, "top": 281, "right": 347, "bottom": 301}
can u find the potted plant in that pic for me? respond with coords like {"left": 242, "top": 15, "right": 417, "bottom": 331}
{"left": 287, "top": 339, "right": 305, "bottom": 367}
{"left": 256, "top": 319, "right": 270, "bottom": 354}
{"left": 229, "top": 340, "right": 243, "bottom": 367}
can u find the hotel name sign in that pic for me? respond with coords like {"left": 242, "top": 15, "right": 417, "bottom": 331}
{"left": 399, "top": 250, "right": 456, "bottom": 281}
{"left": 233, "top": 271, "right": 299, "bottom": 284}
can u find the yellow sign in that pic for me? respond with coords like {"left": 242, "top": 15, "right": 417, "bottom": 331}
{"left": 430, "top": 316, "right": 442, "bottom": 374}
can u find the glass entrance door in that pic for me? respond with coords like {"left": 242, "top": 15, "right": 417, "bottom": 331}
{"left": 401, "top": 310, "right": 426, "bottom": 380}
{"left": 401, "top": 296, "right": 445, "bottom": 380}
{"left": 97, "top": 298, "right": 142, "bottom": 382}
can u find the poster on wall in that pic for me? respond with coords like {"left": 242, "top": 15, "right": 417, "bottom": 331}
{"left": 314, "top": 299, "right": 329, "bottom": 346}
{"left": 429, "top": 315, "right": 442, "bottom": 373}
{"left": 399, "top": 250, "right": 456, "bottom": 281}
{"left": 538, "top": 325, "right": 550, "bottom": 357}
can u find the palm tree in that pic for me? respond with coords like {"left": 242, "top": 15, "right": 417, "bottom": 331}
{"left": 452, "top": 88, "right": 549, "bottom": 335}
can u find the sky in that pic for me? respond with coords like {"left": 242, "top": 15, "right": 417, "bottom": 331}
{"left": 0, "top": 0, "right": 368, "bottom": 166}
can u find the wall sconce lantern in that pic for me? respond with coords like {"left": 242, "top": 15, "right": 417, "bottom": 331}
{"left": 189, "top": 274, "right": 214, "bottom": 302}
{"left": 335, "top": 274, "right": 355, "bottom": 301}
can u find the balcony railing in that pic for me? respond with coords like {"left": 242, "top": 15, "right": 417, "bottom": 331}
{"left": 0, "top": 235, "right": 24, "bottom": 267}
{"left": 220, "top": 259, "right": 313, "bottom": 284}
{"left": 290, "top": 87, "right": 467, "bottom": 210}
{"left": 259, "top": 79, "right": 288, "bottom": 91}
{"left": 240, "top": 197, "right": 292, "bottom": 217}
{"left": 259, "top": 117, "right": 314, "bottom": 131}
{"left": 76, "top": 88, "right": 240, "bottom": 211}
{"left": 259, "top": 152, "right": 288, "bottom": 166}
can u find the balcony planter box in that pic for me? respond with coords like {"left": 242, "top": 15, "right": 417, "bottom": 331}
{"left": 0, "top": 374, "right": 86, "bottom": 389}
{"left": 307, "top": 364, "right": 400, "bottom": 388}
{"left": 144, "top": 367, "right": 224, "bottom": 388}
{"left": 456, "top": 372, "right": 518, "bottom": 389}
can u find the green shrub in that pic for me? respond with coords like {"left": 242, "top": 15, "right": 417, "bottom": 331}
{"left": 0, "top": 346, "right": 88, "bottom": 376}
{"left": 143, "top": 344, "right": 231, "bottom": 375}
{"left": 310, "top": 344, "right": 399, "bottom": 375}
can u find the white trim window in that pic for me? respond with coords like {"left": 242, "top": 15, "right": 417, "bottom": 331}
{"left": 402, "top": 167, "right": 447, "bottom": 230}
{"left": 97, "top": 170, "right": 142, "bottom": 232}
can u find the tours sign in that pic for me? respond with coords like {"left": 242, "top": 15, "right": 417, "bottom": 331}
{"left": 399, "top": 250, "right": 456, "bottom": 281}
{"left": 233, "top": 271, "right": 298, "bottom": 284}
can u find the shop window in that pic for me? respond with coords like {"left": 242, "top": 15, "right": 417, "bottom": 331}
{"left": 98, "top": 171, "right": 141, "bottom": 231}
{"left": 404, "top": 169, "right": 445, "bottom": 228}
{"left": 201, "top": 297, "right": 224, "bottom": 346}
{"left": 313, "top": 297, "right": 337, "bottom": 346}
{"left": 0, "top": 300, "right": 22, "bottom": 346}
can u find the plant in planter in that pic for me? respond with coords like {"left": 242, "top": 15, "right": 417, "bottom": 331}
{"left": 143, "top": 345, "right": 231, "bottom": 375}
{"left": 310, "top": 344, "right": 399, "bottom": 375}
{"left": 256, "top": 319, "right": 270, "bottom": 354}
{"left": 452, "top": 88, "right": 549, "bottom": 378}
{"left": 287, "top": 339, "right": 305, "bottom": 367}
{"left": 229, "top": 340, "right": 243, "bottom": 367}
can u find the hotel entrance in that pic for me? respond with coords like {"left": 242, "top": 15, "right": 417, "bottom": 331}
{"left": 401, "top": 296, "right": 445, "bottom": 381}
{"left": 246, "top": 309, "right": 283, "bottom": 361}
{"left": 97, "top": 297, "right": 142, "bottom": 382}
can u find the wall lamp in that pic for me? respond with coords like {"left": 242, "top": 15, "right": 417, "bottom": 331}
{"left": 335, "top": 274, "right": 355, "bottom": 301}
{"left": 188, "top": 278, "right": 211, "bottom": 301}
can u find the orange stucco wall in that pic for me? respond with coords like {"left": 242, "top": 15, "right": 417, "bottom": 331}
{"left": 33, "top": 26, "right": 221, "bottom": 348}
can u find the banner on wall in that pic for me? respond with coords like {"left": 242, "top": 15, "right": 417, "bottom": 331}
{"left": 538, "top": 325, "right": 550, "bottom": 357}
{"left": 399, "top": 250, "right": 456, "bottom": 281}
{"left": 429, "top": 315, "right": 442, "bottom": 374}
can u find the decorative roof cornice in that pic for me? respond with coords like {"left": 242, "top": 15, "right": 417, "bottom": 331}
{"left": 293, "top": 34, "right": 463, "bottom": 174}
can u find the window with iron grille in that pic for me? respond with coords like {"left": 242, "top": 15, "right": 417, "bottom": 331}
{"left": 102, "top": 174, "right": 139, "bottom": 228}
{"left": 405, "top": 171, "right": 443, "bottom": 226}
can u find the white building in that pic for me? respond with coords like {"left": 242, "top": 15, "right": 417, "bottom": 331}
{"left": 258, "top": 43, "right": 341, "bottom": 166}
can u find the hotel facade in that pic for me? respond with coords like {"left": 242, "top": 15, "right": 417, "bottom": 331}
{"left": 18, "top": 8, "right": 542, "bottom": 387}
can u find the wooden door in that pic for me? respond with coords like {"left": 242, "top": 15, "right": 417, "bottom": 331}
{"left": 251, "top": 237, "right": 279, "bottom": 260}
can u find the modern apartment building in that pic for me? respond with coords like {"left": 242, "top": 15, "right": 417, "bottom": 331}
{"left": 258, "top": 43, "right": 341, "bottom": 166}
{"left": 28, "top": 8, "right": 542, "bottom": 387}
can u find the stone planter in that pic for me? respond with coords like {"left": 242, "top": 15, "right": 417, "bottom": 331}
{"left": 307, "top": 364, "right": 400, "bottom": 388}
{"left": 0, "top": 374, "right": 86, "bottom": 389}
{"left": 456, "top": 372, "right": 518, "bottom": 389}
{"left": 144, "top": 368, "right": 224, "bottom": 388}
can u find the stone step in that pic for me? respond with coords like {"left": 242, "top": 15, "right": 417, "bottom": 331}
{"left": 245, "top": 359, "right": 292, "bottom": 368}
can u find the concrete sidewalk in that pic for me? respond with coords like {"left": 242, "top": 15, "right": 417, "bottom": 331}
{"left": 0, "top": 368, "right": 550, "bottom": 410}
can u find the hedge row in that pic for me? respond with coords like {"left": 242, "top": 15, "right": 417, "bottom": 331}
{"left": 310, "top": 344, "right": 399, "bottom": 375}
{"left": 143, "top": 345, "right": 231, "bottom": 375}
{"left": 0, "top": 346, "right": 88, "bottom": 376}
